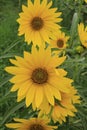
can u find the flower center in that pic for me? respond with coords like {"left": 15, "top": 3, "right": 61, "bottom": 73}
{"left": 31, "top": 17, "right": 44, "bottom": 30}
{"left": 31, "top": 68, "right": 48, "bottom": 84}
{"left": 57, "top": 39, "right": 64, "bottom": 48}
{"left": 29, "top": 124, "right": 44, "bottom": 130}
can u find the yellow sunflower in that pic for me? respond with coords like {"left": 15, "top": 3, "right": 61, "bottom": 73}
{"left": 17, "top": 0, "right": 62, "bottom": 46}
{"left": 5, "top": 45, "right": 73, "bottom": 108}
{"left": 6, "top": 117, "right": 57, "bottom": 130}
{"left": 38, "top": 86, "right": 80, "bottom": 124}
{"left": 85, "top": 0, "right": 87, "bottom": 3}
{"left": 78, "top": 23, "right": 87, "bottom": 48}
{"left": 50, "top": 30, "right": 69, "bottom": 49}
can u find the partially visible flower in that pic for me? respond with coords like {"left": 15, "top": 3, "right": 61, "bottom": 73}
{"left": 78, "top": 23, "right": 87, "bottom": 48}
{"left": 17, "top": 0, "right": 62, "bottom": 46}
{"left": 6, "top": 117, "right": 57, "bottom": 130}
{"left": 85, "top": 0, "right": 87, "bottom": 3}
{"left": 50, "top": 30, "right": 69, "bottom": 49}
{"left": 5, "top": 45, "right": 72, "bottom": 109}
{"left": 38, "top": 86, "right": 80, "bottom": 124}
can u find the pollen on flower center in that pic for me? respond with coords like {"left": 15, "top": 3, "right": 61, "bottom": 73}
{"left": 29, "top": 124, "right": 44, "bottom": 130}
{"left": 31, "top": 17, "right": 44, "bottom": 30}
{"left": 31, "top": 68, "right": 48, "bottom": 84}
{"left": 57, "top": 39, "right": 64, "bottom": 48}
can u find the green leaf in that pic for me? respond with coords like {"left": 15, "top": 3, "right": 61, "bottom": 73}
{"left": 0, "top": 77, "right": 11, "bottom": 88}
{"left": 0, "top": 53, "right": 19, "bottom": 59}
{"left": 0, "top": 101, "right": 25, "bottom": 126}
{"left": 0, "top": 91, "right": 16, "bottom": 104}
{"left": 3, "top": 39, "right": 22, "bottom": 54}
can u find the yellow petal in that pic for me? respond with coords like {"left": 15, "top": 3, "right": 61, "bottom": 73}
{"left": 51, "top": 86, "right": 61, "bottom": 100}
{"left": 10, "top": 75, "right": 30, "bottom": 83}
{"left": 17, "top": 82, "right": 30, "bottom": 97}
{"left": 5, "top": 67, "right": 30, "bottom": 75}
{"left": 55, "top": 69, "right": 67, "bottom": 77}
{"left": 11, "top": 84, "right": 20, "bottom": 91}
{"left": 5, "top": 123, "right": 21, "bottom": 128}
{"left": 17, "top": 95, "right": 25, "bottom": 102}
{"left": 26, "top": 85, "right": 35, "bottom": 107}
{"left": 35, "top": 87, "right": 44, "bottom": 108}
{"left": 44, "top": 84, "right": 54, "bottom": 106}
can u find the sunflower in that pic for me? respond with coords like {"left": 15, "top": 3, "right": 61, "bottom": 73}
{"left": 6, "top": 117, "right": 57, "bottom": 130}
{"left": 50, "top": 30, "right": 69, "bottom": 49}
{"left": 5, "top": 45, "right": 73, "bottom": 108}
{"left": 51, "top": 87, "right": 80, "bottom": 124}
{"left": 38, "top": 86, "right": 80, "bottom": 124}
{"left": 85, "top": 0, "right": 87, "bottom": 3}
{"left": 17, "top": 0, "right": 62, "bottom": 46}
{"left": 78, "top": 23, "right": 87, "bottom": 48}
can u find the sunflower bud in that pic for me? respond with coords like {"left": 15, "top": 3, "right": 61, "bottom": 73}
{"left": 76, "top": 46, "right": 84, "bottom": 53}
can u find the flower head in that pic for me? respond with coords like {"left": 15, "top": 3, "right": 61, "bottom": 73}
{"left": 5, "top": 45, "right": 72, "bottom": 108}
{"left": 78, "top": 23, "right": 87, "bottom": 48}
{"left": 50, "top": 30, "right": 69, "bottom": 49}
{"left": 6, "top": 117, "right": 57, "bottom": 130}
{"left": 17, "top": 0, "right": 62, "bottom": 46}
{"left": 38, "top": 86, "right": 80, "bottom": 124}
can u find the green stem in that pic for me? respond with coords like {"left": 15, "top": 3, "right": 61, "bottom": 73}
{"left": 66, "top": 117, "right": 70, "bottom": 130}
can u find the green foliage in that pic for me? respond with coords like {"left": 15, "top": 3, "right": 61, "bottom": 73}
{"left": 0, "top": 0, "right": 87, "bottom": 130}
